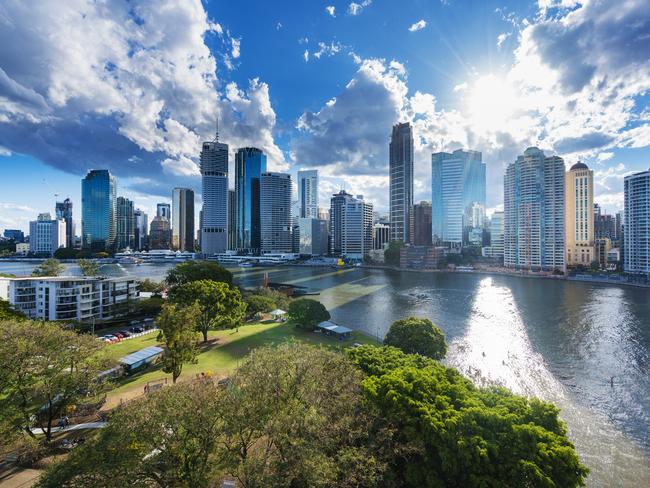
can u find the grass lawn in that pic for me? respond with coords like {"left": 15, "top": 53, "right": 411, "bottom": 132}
{"left": 102, "top": 321, "right": 379, "bottom": 406}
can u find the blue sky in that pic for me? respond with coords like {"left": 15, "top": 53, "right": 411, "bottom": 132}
{"left": 1, "top": 0, "right": 649, "bottom": 233}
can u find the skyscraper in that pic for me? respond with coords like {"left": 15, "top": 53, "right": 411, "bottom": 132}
{"left": 329, "top": 189, "right": 355, "bottom": 255}
{"left": 624, "top": 168, "right": 650, "bottom": 277}
{"left": 172, "top": 187, "right": 195, "bottom": 252}
{"left": 431, "top": 149, "right": 485, "bottom": 247}
{"left": 503, "top": 147, "right": 565, "bottom": 272}
{"left": 373, "top": 223, "right": 390, "bottom": 250}
{"left": 149, "top": 216, "right": 171, "bottom": 250}
{"left": 341, "top": 195, "right": 374, "bottom": 259}
{"left": 157, "top": 203, "right": 171, "bottom": 219}
{"left": 116, "top": 196, "right": 135, "bottom": 251}
{"left": 260, "top": 172, "right": 293, "bottom": 253}
{"left": 389, "top": 122, "right": 414, "bottom": 243}
{"left": 134, "top": 209, "right": 148, "bottom": 250}
{"left": 200, "top": 137, "right": 229, "bottom": 255}
{"left": 297, "top": 170, "right": 319, "bottom": 219}
{"left": 482, "top": 211, "right": 504, "bottom": 260}
{"left": 81, "top": 169, "right": 116, "bottom": 252}
{"left": 565, "top": 162, "right": 595, "bottom": 266}
{"left": 295, "top": 218, "right": 329, "bottom": 256}
{"left": 55, "top": 198, "right": 74, "bottom": 248}
{"left": 29, "top": 213, "right": 66, "bottom": 256}
{"left": 411, "top": 201, "right": 433, "bottom": 246}
{"left": 228, "top": 189, "right": 237, "bottom": 251}
{"left": 235, "top": 147, "right": 267, "bottom": 253}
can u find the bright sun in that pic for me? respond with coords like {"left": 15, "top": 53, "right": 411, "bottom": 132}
{"left": 467, "top": 74, "right": 520, "bottom": 134}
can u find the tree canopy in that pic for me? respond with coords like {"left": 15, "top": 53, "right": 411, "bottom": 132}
{"left": 384, "top": 241, "right": 404, "bottom": 267}
{"left": 348, "top": 345, "right": 588, "bottom": 487}
{"left": 78, "top": 259, "right": 100, "bottom": 276}
{"left": 168, "top": 280, "right": 246, "bottom": 341}
{"left": 165, "top": 260, "right": 232, "bottom": 288}
{"left": 0, "top": 298, "right": 25, "bottom": 320}
{"left": 383, "top": 316, "right": 447, "bottom": 360}
{"left": 287, "top": 298, "right": 330, "bottom": 330}
{"left": 156, "top": 302, "right": 201, "bottom": 383}
{"left": 32, "top": 258, "right": 65, "bottom": 277}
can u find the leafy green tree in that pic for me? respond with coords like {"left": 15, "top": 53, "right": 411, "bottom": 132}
{"left": 168, "top": 280, "right": 246, "bottom": 341}
{"left": 138, "top": 278, "right": 165, "bottom": 294}
{"left": 287, "top": 298, "right": 330, "bottom": 330}
{"left": 53, "top": 247, "right": 78, "bottom": 259}
{"left": 0, "top": 320, "right": 106, "bottom": 444}
{"left": 78, "top": 259, "right": 100, "bottom": 276}
{"left": 244, "top": 294, "right": 276, "bottom": 319}
{"left": 166, "top": 260, "right": 233, "bottom": 288}
{"left": 31, "top": 258, "right": 65, "bottom": 277}
{"left": 156, "top": 302, "right": 200, "bottom": 383}
{"left": 37, "top": 381, "right": 225, "bottom": 488}
{"left": 384, "top": 317, "right": 447, "bottom": 360}
{"left": 216, "top": 343, "right": 388, "bottom": 487}
{"left": 349, "top": 345, "right": 588, "bottom": 488}
{"left": 384, "top": 241, "right": 404, "bottom": 267}
{"left": 250, "top": 286, "right": 292, "bottom": 310}
{"left": 0, "top": 298, "right": 25, "bottom": 320}
{"left": 135, "top": 296, "right": 165, "bottom": 317}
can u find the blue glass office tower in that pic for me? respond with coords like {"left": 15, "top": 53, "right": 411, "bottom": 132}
{"left": 82, "top": 169, "right": 117, "bottom": 251}
{"left": 235, "top": 147, "right": 267, "bottom": 253}
{"left": 431, "top": 149, "right": 485, "bottom": 246}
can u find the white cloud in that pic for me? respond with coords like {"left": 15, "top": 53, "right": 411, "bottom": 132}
{"left": 313, "top": 41, "right": 342, "bottom": 60}
{"left": 348, "top": 0, "right": 372, "bottom": 16}
{"left": 496, "top": 32, "right": 511, "bottom": 48}
{"left": 276, "top": 22, "right": 282, "bottom": 30}
{"left": 408, "top": 20, "right": 427, "bottom": 32}
{"left": 303, "top": 50, "right": 309, "bottom": 62}
{"left": 0, "top": 0, "right": 286, "bottom": 199}
{"left": 453, "top": 82, "right": 468, "bottom": 92}
{"left": 325, "top": 6, "right": 336, "bottom": 17}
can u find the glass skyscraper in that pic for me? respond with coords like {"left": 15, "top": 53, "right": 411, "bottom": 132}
{"left": 260, "top": 172, "right": 292, "bottom": 253}
{"left": 55, "top": 198, "right": 74, "bottom": 248}
{"left": 431, "top": 149, "right": 485, "bottom": 246}
{"left": 389, "top": 123, "right": 414, "bottom": 243}
{"left": 235, "top": 147, "right": 267, "bottom": 252}
{"left": 81, "top": 169, "right": 116, "bottom": 252}
{"left": 116, "top": 196, "right": 135, "bottom": 251}
{"left": 172, "top": 187, "right": 195, "bottom": 252}
{"left": 503, "top": 147, "right": 565, "bottom": 272}
{"left": 200, "top": 138, "right": 229, "bottom": 255}
{"left": 297, "top": 170, "right": 319, "bottom": 219}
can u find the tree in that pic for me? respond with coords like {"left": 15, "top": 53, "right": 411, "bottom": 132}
{"left": 166, "top": 260, "right": 233, "bottom": 288}
{"left": 156, "top": 302, "right": 200, "bottom": 383}
{"left": 287, "top": 298, "right": 330, "bottom": 330}
{"left": 168, "top": 280, "right": 246, "bottom": 341}
{"left": 384, "top": 241, "right": 404, "bottom": 267}
{"left": 32, "top": 258, "right": 65, "bottom": 277}
{"left": 0, "top": 320, "right": 106, "bottom": 444}
{"left": 0, "top": 298, "right": 25, "bottom": 320}
{"left": 53, "top": 247, "right": 78, "bottom": 259}
{"left": 244, "top": 294, "right": 276, "bottom": 319}
{"left": 138, "top": 278, "right": 165, "bottom": 294}
{"left": 135, "top": 296, "right": 165, "bottom": 317}
{"left": 384, "top": 317, "right": 447, "bottom": 360}
{"left": 37, "top": 381, "right": 225, "bottom": 488}
{"left": 348, "top": 345, "right": 589, "bottom": 487}
{"left": 78, "top": 259, "right": 100, "bottom": 276}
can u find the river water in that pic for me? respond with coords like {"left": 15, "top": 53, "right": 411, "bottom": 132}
{"left": 2, "top": 261, "right": 649, "bottom": 486}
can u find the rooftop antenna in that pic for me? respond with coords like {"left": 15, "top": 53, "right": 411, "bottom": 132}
{"left": 214, "top": 114, "right": 219, "bottom": 143}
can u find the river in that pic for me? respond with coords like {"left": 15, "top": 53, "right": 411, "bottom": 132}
{"left": 1, "top": 260, "right": 649, "bottom": 486}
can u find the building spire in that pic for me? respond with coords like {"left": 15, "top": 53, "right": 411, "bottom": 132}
{"left": 214, "top": 114, "right": 220, "bottom": 143}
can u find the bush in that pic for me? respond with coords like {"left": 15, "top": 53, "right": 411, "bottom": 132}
{"left": 384, "top": 316, "right": 447, "bottom": 360}
{"left": 287, "top": 298, "right": 330, "bottom": 330}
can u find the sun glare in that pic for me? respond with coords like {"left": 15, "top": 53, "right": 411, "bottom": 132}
{"left": 467, "top": 74, "right": 519, "bottom": 134}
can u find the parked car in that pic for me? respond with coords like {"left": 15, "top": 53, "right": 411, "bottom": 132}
{"left": 105, "top": 334, "right": 120, "bottom": 343}
{"left": 118, "top": 330, "right": 131, "bottom": 338}
{"left": 131, "top": 326, "right": 144, "bottom": 334}
{"left": 113, "top": 332, "right": 125, "bottom": 339}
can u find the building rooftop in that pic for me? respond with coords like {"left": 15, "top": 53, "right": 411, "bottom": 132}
{"left": 570, "top": 162, "right": 588, "bottom": 171}
{"left": 0, "top": 275, "right": 135, "bottom": 282}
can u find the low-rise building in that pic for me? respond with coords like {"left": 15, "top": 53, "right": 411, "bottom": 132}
{"left": 399, "top": 246, "right": 445, "bottom": 270}
{"left": 0, "top": 276, "right": 139, "bottom": 322}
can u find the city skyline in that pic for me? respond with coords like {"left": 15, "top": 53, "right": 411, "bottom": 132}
{"left": 2, "top": 1, "right": 649, "bottom": 233}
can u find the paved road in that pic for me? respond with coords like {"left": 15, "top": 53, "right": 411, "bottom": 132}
{"left": 30, "top": 421, "right": 106, "bottom": 435}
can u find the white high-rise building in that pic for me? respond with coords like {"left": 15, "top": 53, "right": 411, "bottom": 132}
{"left": 565, "top": 162, "right": 595, "bottom": 266}
{"left": 341, "top": 196, "right": 373, "bottom": 259}
{"left": 200, "top": 138, "right": 229, "bottom": 255}
{"left": 389, "top": 123, "right": 414, "bottom": 243}
{"left": 260, "top": 172, "right": 293, "bottom": 253}
{"left": 297, "top": 170, "right": 319, "bottom": 219}
{"left": 504, "top": 147, "right": 565, "bottom": 272}
{"left": 29, "top": 213, "right": 66, "bottom": 256}
{"left": 624, "top": 168, "right": 650, "bottom": 276}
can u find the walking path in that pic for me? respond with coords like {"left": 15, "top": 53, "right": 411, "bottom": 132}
{"left": 30, "top": 421, "right": 106, "bottom": 436}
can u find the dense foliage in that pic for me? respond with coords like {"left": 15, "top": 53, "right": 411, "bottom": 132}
{"left": 77, "top": 259, "right": 100, "bottom": 276}
{"left": 0, "top": 297, "right": 25, "bottom": 320}
{"left": 244, "top": 293, "right": 276, "bottom": 318}
{"left": 156, "top": 302, "right": 201, "bottom": 383}
{"left": 137, "top": 278, "right": 165, "bottom": 294}
{"left": 31, "top": 258, "right": 64, "bottom": 277}
{"left": 168, "top": 280, "right": 246, "bottom": 340}
{"left": 165, "top": 260, "right": 232, "bottom": 288}
{"left": 348, "top": 345, "right": 588, "bottom": 487}
{"left": 384, "top": 316, "right": 447, "bottom": 359}
{"left": 287, "top": 298, "right": 330, "bottom": 330}
{"left": 384, "top": 240, "right": 404, "bottom": 267}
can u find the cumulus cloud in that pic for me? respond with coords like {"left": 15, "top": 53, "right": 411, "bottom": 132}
{"left": 325, "top": 6, "right": 336, "bottom": 17}
{"left": 408, "top": 20, "right": 427, "bottom": 32}
{"left": 347, "top": 0, "right": 372, "bottom": 16}
{"left": 0, "top": 0, "right": 285, "bottom": 200}
{"left": 496, "top": 32, "right": 511, "bottom": 48}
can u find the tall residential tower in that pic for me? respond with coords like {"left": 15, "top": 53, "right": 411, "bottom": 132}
{"left": 297, "top": 170, "right": 319, "bottom": 219}
{"left": 260, "top": 172, "right": 293, "bottom": 253}
{"left": 565, "top": 162, "right": 594, "bottom": 266}
{"left": 624, "top": 168, "right": 650, "bottom": 277}
{"left": 389, "top": 123, "right": 414, "bottom": 243}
